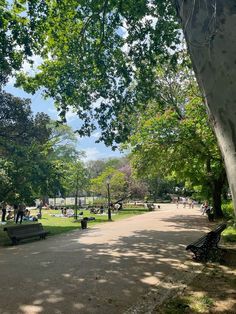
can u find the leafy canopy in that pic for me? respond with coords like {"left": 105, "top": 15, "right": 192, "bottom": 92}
{"left": 128, "top": 64, "right": 226, "bottom": 203}
{"left": 8, "top": 0, "right": 181, "bottom": 147}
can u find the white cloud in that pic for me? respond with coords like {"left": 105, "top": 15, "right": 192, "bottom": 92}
{"left": 66, "top": 107, "right": 78, "bottom": 122}
{"left": 7, "top": 76, "right": 16, "bottom": 86}
{"left": 22, "top": 55, "right": 43, "bottom": 73}
{"left": 91, "top": 131, "right": 101, "bottom": 139}
{"left": 6, "top": 54, "right": 42, "bottom": 87}
{"left": 81, "top": 147, "right": 105, "bottom": 161}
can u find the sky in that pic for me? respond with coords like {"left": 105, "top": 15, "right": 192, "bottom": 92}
{"left": 4, "top": 82, "right": 125, "bottom": 161}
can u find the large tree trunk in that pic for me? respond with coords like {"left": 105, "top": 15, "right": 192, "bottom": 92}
{"left": 211, "top": 179, "right": 224, "bottom": 218}
{"left": 175, "top": 0, "right": 236, "bottom": 216}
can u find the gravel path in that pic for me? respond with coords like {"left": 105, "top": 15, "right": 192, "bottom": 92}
{"left": 0, "top": 204, "right": 212, "bottom": 314}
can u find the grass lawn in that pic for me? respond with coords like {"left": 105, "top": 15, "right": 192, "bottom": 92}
{"left": 0, "top": 207, "right": 149, "bottom": 246}
{"left": 222, "top": 224, "right": 236, "bottom": 242}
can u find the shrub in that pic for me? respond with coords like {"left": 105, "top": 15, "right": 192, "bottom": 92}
{"left": 222, "top": 202, "right": 234, "bottom": 220}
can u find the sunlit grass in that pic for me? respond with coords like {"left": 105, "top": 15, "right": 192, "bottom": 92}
{"left": 222, "top": 225, "right": 236, "bottom": 242}
{"left": 159, "top": 295, "right": 214, "bottom": 313}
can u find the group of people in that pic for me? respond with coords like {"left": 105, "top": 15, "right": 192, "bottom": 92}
{"left": 175, "top": 197, "right": 195, "bottom": 209}
{"left": 0, "top": 202, "right": 38, "bottom": 224}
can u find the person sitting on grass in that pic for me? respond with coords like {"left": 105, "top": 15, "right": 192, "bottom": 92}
{"left": 23, "top": 209, "right": 31, "bottom": 221}
{"left": 23, "top": 209, "right": 38, "bottom": 222}
{"left": 6, "top": 210, "right": 14, "bottom": 221}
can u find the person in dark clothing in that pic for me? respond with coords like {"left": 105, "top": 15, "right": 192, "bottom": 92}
{"left": 16, "top": 204, "right": 25, "bottom": 224}
{"left": 37, "top": 200, "right": 43, "bottom": 218}
{"left": 1, "top": 202, "right": 7, "bottom": 222}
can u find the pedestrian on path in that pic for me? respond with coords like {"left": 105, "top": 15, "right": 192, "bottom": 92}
{"left": 1, "top": 201, "right": 7, "bottom": 222}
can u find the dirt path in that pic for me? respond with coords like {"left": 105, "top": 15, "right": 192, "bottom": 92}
{"left": 0, "top": 205, "right": 216, "bottom": 314}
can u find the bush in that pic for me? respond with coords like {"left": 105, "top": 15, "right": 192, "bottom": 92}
{"left": 222, "top": 202, "right": 234, "bottom": 220}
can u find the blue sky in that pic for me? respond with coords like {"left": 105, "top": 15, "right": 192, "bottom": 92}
{"left": 5, "top": 82, "right": 125, "bottom": 161}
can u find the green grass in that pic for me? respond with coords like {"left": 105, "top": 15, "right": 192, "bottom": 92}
{"left": 0, "top": 207, "right": 148, "bottom": 246}
{"left": 222, "top": 224, "right": 236, "bottom": 242}
{"left": 159, "top": 295, "right": 214, "bottom": 313}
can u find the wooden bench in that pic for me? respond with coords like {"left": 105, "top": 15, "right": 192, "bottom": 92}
{"left": 4, "top": 223, "right": 49, "bottom": 245}
{"left": 186, "top": 223, "right": 227, "bottom": 262}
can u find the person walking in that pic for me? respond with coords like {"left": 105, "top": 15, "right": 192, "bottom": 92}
{"left": 38, "top": 200, "right": 43, "bottom": 218}
{"left": 13, "top": 204, "right": 18, "bottom": 221}
{"left": 1, "top": 202, "right": 7, "bottom": 222}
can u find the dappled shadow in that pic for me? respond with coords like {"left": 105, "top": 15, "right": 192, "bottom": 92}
{"left": 0, "top": 210, "right": 234, "bottom": 314}
{"left": 153, "top": 263, "right": 236, "bottom": 314}
{"left": 161, "top": 214, "right": 224, "bottom": 231}
{"left": 0, "top": 232, "right": 203, "bottom": 313}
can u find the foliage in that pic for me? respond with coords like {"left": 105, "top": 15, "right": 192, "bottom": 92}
{"left": 6, "top": 0, "right": 181, "bottom": 147}
{"left": 0, "top": 91, "right": 86, "bottom": 204}
{"left": 90, "top": 166, "right": 127, "bottom": 200}
{"left": 118, "top": 162, "right": 148, "bottom": 199}
{"left": 0, "top": 91, "right": 51, "bottom": 203}
{"left": 86, "top": 157, "right": 127, "bottom": 179}
{"left": 128, "top": 64, "right": 226, "bottom": 215}
{"left": 221, "top": 202, "right": 234, "bottom": 220}
{"left": 63, "top": 160, "right": 89, "bottom": 198}
{"left": 0, "top": 0, "right": 48, "bottom": 86}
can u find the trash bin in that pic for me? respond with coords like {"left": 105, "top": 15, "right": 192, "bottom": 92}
{"left": 81, "top": 219, "right": 87, "bottom": 229}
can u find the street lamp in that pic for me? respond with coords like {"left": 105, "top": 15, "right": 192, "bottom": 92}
{"left": 106, "top": 177, "right": 112, "bottom": 221}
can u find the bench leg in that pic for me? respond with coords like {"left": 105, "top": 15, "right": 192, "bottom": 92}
{"left": 12, "top": 238, "right": 19, "bottom": 245}
{"left": 191, "top": 248, "right": 208, "bottom": 262}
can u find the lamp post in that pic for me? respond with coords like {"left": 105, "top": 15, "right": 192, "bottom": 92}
{"left": 106, "top": 178, "right": 112, "bottom": 221}
{"left": 74, "top": 172, "right": 79, "bottom": 220}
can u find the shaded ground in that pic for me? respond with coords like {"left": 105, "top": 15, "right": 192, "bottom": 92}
{"left": 0, "top": 204, "right": 234, "bottom": 314}
{"left": 153, "top": 247, "right": 236, "bottom": 314}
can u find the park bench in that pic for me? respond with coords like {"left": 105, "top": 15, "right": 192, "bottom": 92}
{"left": 4, "top": 223, "right": 49, "bottom": 245}
{"left": 186, "top": 223, "right": 227, "bottom": 262}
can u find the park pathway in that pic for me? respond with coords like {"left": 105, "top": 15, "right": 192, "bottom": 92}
{"left": 0, "top": 204, "right": 213, "bottom": 314}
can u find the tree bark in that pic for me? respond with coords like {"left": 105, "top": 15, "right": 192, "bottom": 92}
{"left": 211, "top": 179, "right": 224, "bottom": 218}
{"left": 175, "top": 0, "right": 236, "bottom": 216}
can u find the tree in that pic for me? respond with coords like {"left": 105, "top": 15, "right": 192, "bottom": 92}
{"left": 3, "top": 1, "right": 236, "bottom": 215}
{"left": 86, "top": 158, "right": 126, "bottom": 179}
{"left": 37, "top": 122, "right": 85, "bottom": 201}
{"left": 175, "top": 1, "right": 236, "bottom": 216}
{"left": 0, "top": 0, "right": 47, "bottom": 86}
{"left": 129, "top": 69, "right": 226, "bottom": 217}
{"left": 119, "top": 163, "right": 149, "bottom": 200}
{"left": 0, "top": 91, "right": 53, "bottom": 203}
{"left": 0, "top": 91, "right": 82, "bottom": 204}
{"left": 63, "top": 160, "right": 89, "bottom": 219}
{"left": 90, "top": 167, "right": 127, "bottom": 201}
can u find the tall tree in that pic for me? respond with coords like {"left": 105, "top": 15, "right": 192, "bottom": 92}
{"left": 175, "top": 1, "right": 236, "bottom": 216}
{"left": 0, "top": 91, "right": 52, "bottom": 203}
{"left": 2, "top": 1, "right": 236, "bottom": 215}
{"left": 91, "top": 167, "right": 127, "bottom": 200}
{"left": 129, "top": 68, "right": 226, "bottom": 217}
{"left": 0, "top": 91, "right": 83, "bottom": 204}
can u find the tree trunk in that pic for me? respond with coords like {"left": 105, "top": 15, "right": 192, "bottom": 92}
{"left": 175, "top": 0, "right": 236, "bottom": 216}
{"left": 211, "top": 180, "right": 224, "bottom": 218}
